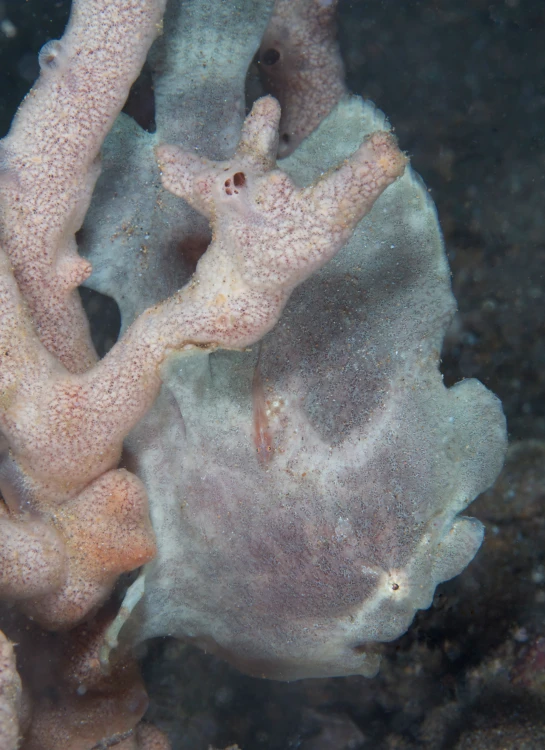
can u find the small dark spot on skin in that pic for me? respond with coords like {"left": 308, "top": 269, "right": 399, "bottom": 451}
{"left": 233, "top": 172, "right": 246, "bottom": 188}
{"left": 261, "top": 48, "right": 281, "bottom": 66}
{"left": 392, "top": 582, "right": 400, "bottom": 591}
{"left": 353, "top": 644, "right": 368, "bottom": 655}
{"left": 281, "top": 133, "right": 290, "bottom": 144}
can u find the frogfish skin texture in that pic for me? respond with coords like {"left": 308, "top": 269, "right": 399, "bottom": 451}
{"left": 109, "top": 98, "right": 507, "bottom": 681}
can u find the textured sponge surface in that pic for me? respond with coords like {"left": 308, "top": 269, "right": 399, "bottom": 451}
{"left": 117, "top": 98, "right": 507, "bottom": 680}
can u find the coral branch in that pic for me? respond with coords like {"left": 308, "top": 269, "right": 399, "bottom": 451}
{"left": 155, "top": 96, "right": 407, "bottom": 348}
{"left": 259, "top": 0, "right": 346, "bottom": 157}
{"left": 19, "top": 470, "right": 155, "bottom": 630}
{"left": 0, "top": 96, "right": 405, "bottom": 516}
{"left": 0, "top": 0, "right": 166, "bottom": 372}
{"left": 0, "top": 0, "right": 507, "bottom": 743}
{"left": 0, "top": 509, "right": 67, "bottom": 600}
{"left": 15, "top": 611, "right": 166, "bottom": 750}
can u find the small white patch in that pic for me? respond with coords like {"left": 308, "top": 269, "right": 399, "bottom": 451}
{"left": 334, "top": 516, "right": 352, "bottom": 541}
{"left": 1, "top": 19, "right": 17, "bottom": 39}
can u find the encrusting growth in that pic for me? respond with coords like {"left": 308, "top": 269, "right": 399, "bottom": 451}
{"left": 0, "top": 0, "right": 507, "bottom": 745}
{"left": 259, "top": 0, "right": 347, "bottom": 157}
{"left": 6, "top": 610, "right": 171, "bottom": 750}
{"left": 155, "top": 96, "right": 407, "bottom": 348}
{"left": 0, "top": 95, "right": 405, "bottom": 631}
{"left": 0, "top": 0, "right": 167, "bottom": 373}
{"left": 0, "top": 66, "right": 405, "bottom": 746}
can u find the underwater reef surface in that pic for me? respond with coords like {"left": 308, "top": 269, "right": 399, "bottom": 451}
{"left": 0, "top": 0, "right": 544, "bottom": 747}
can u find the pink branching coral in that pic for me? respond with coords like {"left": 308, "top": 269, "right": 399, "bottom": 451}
{"left": 259, "top": 0, "right": 347, "bottom": 157}
{"left": 0, "top": 0, "right": 506, "bottom": 745}
{"left": 1, "top": 607, "right": 170, "bottom": 750}
{"left": 0, "top": 55, "right": 403, "bottom": 634}
{"left": 155, "top": 96, "right": 406, "bottom": 347}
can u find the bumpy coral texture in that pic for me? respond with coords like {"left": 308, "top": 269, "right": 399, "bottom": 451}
{"left": 259, "top": 0, "right": 346, "bottom": 156}
{"left": 118, "top": 98, "right": 507, "bottom": 681}
{"left": 0, "top": 94, "right": 403, "bottom": 519}
{"left": 0, "top": 0, "right": 163, "bottom": 640}
{"left": 12, "top": 611, "right": 170, "bottom": 750}
{"left": 0, "top": 1, "right": 407, "bottom": 737}
{"left": 17, "top": 471, "right": 156, "bottom": 630}
{"left": 0, "top": 90, "right": 402, "bottom": 654}
{"left": 0, "top": 0, "right": 508, "bottom": 746}
{"left": 0, "top": 0, "right": 167, "bottom": 373}
{"left": 155, "top": 95, "right": 406, "bottom": 349}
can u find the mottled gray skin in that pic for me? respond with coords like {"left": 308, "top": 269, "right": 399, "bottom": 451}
{"left": 112, "top": 99, "right": 507, "bottom": 680}
{"left": 83, "top": 1, "right": 506, "bottom": 680}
